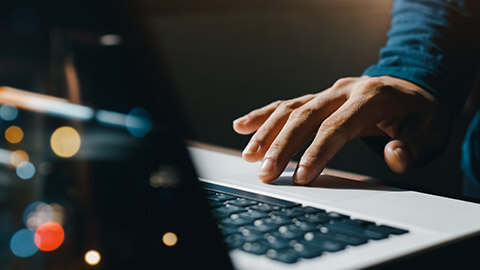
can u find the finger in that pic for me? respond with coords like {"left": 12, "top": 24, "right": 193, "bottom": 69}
{"left": 382, "top": 117, "right": 448, "bottom": 173}
{"left": 257, "top": 93, "right": 347, "bottom": 182}
{"left": 293, "top": 96, "right": 381, "bottom": 185}
{"left": 241, "top": 95, "right": 315, "bottom": 162}
{"left": 384, "top": 139, "right": 411, "bottom": 173}
{"left": 233, "top": 100, "right": 283, "bottom": 135}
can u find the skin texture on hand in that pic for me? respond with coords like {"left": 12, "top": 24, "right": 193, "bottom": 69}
{"left": 233, "top": 76, "right": 451, "bottom": 185}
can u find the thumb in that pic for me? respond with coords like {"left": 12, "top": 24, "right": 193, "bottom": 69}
{"left": 384, "top": 139, "right": 412, "bottom": 174}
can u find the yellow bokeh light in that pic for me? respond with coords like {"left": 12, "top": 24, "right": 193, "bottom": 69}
{"left": 84, "top": 250, "right": 101, "bottom": 266}
{"left": 162, "top": 232, "right": 178, "bottom": 247}
{"left": 50, "top": 126, "right": 81, "bottom": 158}
{"left": 10, "top": 150, "right": 29, "bottom": 167}
{"left": 5, "top": 126, "right": 24, "bottom": 144}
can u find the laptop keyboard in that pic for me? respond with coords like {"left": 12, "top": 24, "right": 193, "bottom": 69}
{"left": 204, "top": 183, "right": 409, "bottom": 264}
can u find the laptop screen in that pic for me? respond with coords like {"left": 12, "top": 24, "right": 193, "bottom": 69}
{"left": 0, "top": 1, "right": 231, "bottom": 269}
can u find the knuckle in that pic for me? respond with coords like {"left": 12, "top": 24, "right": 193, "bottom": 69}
{"left": 357, "top": 77, "right": 385, "bottom": 95}
{"left": 299, "top": 154, "right": 318, "bottom": 168}
{"left": 266, "top": 100, "right": 284, "bottom": 110}
{"left": 289, "top": 106, "right": 314, "bottom": 121}
{"left": 332, "top": 77, "right": 355, "bottom": 89}
{"left": 265, "top": 142, "right": 285, "bottom": 160}
{"left": 277, "top": 100, "right": 298, "bottom": 113}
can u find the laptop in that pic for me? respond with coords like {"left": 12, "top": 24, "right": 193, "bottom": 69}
{"left": 2, "top": 0, "right": 480, "bottom": 269}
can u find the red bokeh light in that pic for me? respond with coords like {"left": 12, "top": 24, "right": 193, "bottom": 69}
{"left": 34, "top": 222, "right": 65, "bottom": 251}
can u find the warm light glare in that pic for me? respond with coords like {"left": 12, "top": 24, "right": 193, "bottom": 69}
{"left": 162, "top": 232, "right": 178, "bottom": 247}
{"left": 99, "top": 34, "right": 122, "bottom": 46}
{"left": 84, "top": 250, "right": 101, "bottom": 266}
{"left": 50, "top": 126, "right": 81, "bottom": 158}
{"left": 5, "top": 125, "right": 24, "bottom": 144}
{"left": 10, "top": 150, "right": 29, "bottom": 166}
{"left": 34, "top": 222, "right": 65, "bottom": 251}
{"left": 23, "top": 202, "right": 64, "bottom": 230}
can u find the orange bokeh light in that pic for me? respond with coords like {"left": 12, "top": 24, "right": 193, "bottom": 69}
{"left": 34, "top": 222, "right": 65, "bottom": 251}
{"left": 10, "top": 150, "right": 29, "bottom": 167}
{"left": 5, "top": 125, "right": 24, "bottom": 144}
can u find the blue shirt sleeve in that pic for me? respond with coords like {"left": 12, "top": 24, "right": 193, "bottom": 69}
{"left": 363, "top": 0, "right": 480, "bottom": 115}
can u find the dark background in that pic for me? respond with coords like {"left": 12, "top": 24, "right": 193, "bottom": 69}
{"left": 0, "top": 0, "right": 466, "bottom": 197}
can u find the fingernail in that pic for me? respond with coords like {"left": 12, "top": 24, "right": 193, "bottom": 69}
{"left": 243, "top": 141, "right": 260, "bottom": 155}
{"left": 233, "top": 117, "right": 247, "bottom": 125}
{"left": 293, "top": 166, "right": 309, "bottom": 184}
{"left": 393, "top": 147, "right": 408, "bottom": 171}
{"left": 258, "top": 158, "right": 274, "bottom": 176}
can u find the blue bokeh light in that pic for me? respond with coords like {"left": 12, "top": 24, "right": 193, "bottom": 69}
{"left": 0, "top": 105, "right": 19, "bottom": 121}
{"left": 16, "top": 161, "right": 36, "bottom": 180}
{"left": 126, "top": 107, "right": 152, "bottom": 138}
{"left": 10, "top": 229, "right": 38, "bottom": 258}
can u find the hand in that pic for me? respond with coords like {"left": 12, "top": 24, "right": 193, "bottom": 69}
{"left": 233, "top": 76, "right": 450, "bottom": 185}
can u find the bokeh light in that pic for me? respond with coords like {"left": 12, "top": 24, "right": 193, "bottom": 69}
{"left": 23, "top": 201, "right": 47, "bottom": 228}
{"left": 5, "top": 125, "right": 24, "bottom": 144}
{"left": 50, "top": 126, "right": 81, "bottom": 158}
{"left": 0, "top": 105, "right": 19, "bottom": 121}
{"left": 10, "top": 150, "right": 29, "bottom": 167}
{"left": 162, "top": 232, "right": 178, "bottom": 247}
{"left": 99, "top": 34, "right": 122, "bottom": 46}
{"left": 10, "top": 229, "right": 38, "bottom": 257}
{"left": 34, "top": 222, "right": 65, "bottom": 251}
{"left": 84, "top": 250, "right": 101, "bottom": 266}
{"left": 23, "top": 202, "right": 65, "bottom": 230}
{"left": 16, "top": 161, "right": 35, "bottom": 180}
{"left": 126, "top": 107, "right": 152, "bottom": 138}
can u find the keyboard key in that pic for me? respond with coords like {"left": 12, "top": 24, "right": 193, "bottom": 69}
{"left": 241, "top": 241, "right": 269, "bottom": 255}
{"left": 221, "top": 214, "right": 254, "bottom": 227}
{"left": 225, "top": 198, "right": 258, "bottom": 207}
{"left": 263, "top": 215, "right": 292, "bottom": 227}
{"left": 277, "top": 225, "right": 306, "bottom": 240}
{"left": 212, "top": 204, "right": 246, "bottom": 219}
{"left": 327, "top": 212, "right": 349, "bottom": 220}
{"left": 218, "top": 224, "right": 240, "bottom": 236}
{"left": 225, "top": 234, "right": 244, "bottom": 249}
{"left": 309, "top": 229, "right": 367, "bottom": 246}
{"left": 208, "top": 200, "right": 224, "bottom": 208}
{"left": 370, "top": 224, "right": 409, "bottom": 235}
{"left": 293, "top": 220, "right": 317, "bottom": 232}
{"left": 264, "top": 233, "right": 291, "bottom": 249}
{"left": 208, "top": 193, "right": 236, "bottom": 202}
{"left": 345, "top": 219, "right": 376, "bottom": 227}
{"left": 297, "top": 212, "right": 331, "bottom": 224}
{"left": 266, "top": 248, "right": 299, "bottom": 264}
{"left": 302, "top": 234, "right": 346, "bottom": 252}
{"left": 249, "top": 203, "right": 280, "bottom": 212}
{"left": 272, "top": 207, "right": 306, "bottom": 218}
{"left": 239, "top": 209, "right": 269, "bottom": 220}
{"left": 302, "top": 206, "right": 326, "bottom": 214}
{"left": 291, "top": 241, "right": 324, "bottom": 259}
{"left": 239, "top": 227, "right": 265, "bottom": 242}
{"left": 245, "top": 220, "right": 278, "bottom": 233}
{"left": 324, "top": 221, "right": 388, "bottom": 240}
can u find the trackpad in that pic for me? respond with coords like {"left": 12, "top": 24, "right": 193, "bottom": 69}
{"left": 218, "top": 169, "right": 403, "bottom": 204}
